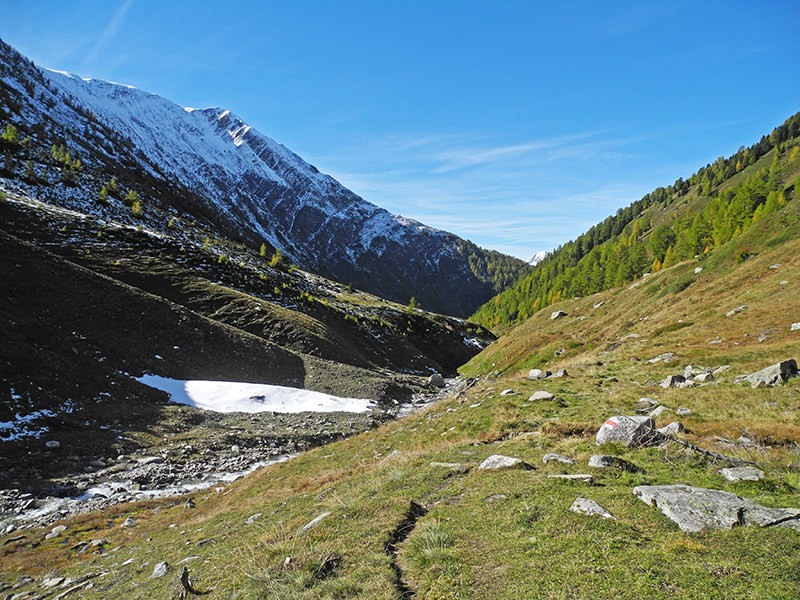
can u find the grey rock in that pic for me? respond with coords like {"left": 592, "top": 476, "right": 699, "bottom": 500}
{"left": 121, "top": 516, "right": 135, "bottom": 528}
{"left": 552, "top": 369, "right": 569, "bottom": 378}
{"left": 528, "top": 369, "right": 550, "bottom": 380}
{"left": 738, "top": 359, "right": 798, "bottom": 388}
{"left": 657, "top": 422, "right": 685, "bottom": 436}
{"left": 542, "top": 453, "right": 576, "bottom": 465}
{"left": 648, "top": 405, "right": 670, "bottom": 418}
{"left": 595, "top": 415, "right": 663, "bottom": 447}
{"left": 428, "top": 373, "right": 446, "bottom": 388}
{"left": 570, "top": 497, "right": 616, "bottom": 520}
{"left": 245, "top": 513, "right": 262, "bottom": 525}
{"left": 548, "top": 474, "right": 593, "bottom": 483}
{"left": 45, "top": 440, "right": 60, "bottom": 449}
{"left": 529, "top": 391, "right": 554, "bottom": 401}
{"left": 633, "top": 398, "right": 658, "bottom": 413}
{"left": 694, "top": 372, "right": 714, "bottom": 383}
{"left": 301, "top": 511, "right": 331, "bottom": 531}
{"left": 588, "top": 454, "right": 638, "bottom": 471}
{"left": 478, "top": 455, "right": 532, "bottom": 471}
{"left": 551, "top": 310, "right": 568, "bottom": 321}
{"left": 718, "top": 466, "right": 764, "bottom": 482}
{"left": 677, "top": 379, "right": 697, "bottom": 389}
{"left": 41, "top": 577, "right": 65, "bottom": 588}
{"left": 791, "top": 322, "right": 800, "bottom": 332}
{"left": 500, "top": 389, "right": 515, "bottom": 396}
{"left": 152, "top": 561, "right": 169, "bottom": 578}
{"left": 633, "top": 484, "right": 800, "bottom": 532}
{"left": 676, "top": 407, "right": 691, "bottom": 416}
{"left": 648, "top": 352, "right": 675, "bottom": 364}
{"left": 726, "top": 305, "right": 747, "bottom": 317}
{"left": 484, "top": 494, "right": 508, "bottom": 502}
{"left": 660, "top": 374, "right": 686, "bottom": 388}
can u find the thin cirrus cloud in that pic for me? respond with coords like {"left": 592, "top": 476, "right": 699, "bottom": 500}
{"left": 317, "top": 129, "right": 656, "bottom": 258}
{"left": 82, "top": 0, "right": 135, "bottom": 71}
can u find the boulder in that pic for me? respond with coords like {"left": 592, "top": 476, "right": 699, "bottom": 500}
{"left": 551, "top": 310, "right": 568, "bottom": 321}
{"left": 694, "top": 372, "right": 714, "bottom": 383}
{"left": 529, "top": 391, "right": 554, "bottom": 401}
{"left": 657, "top": 422, "right": 684, "bottom": 436}
{"left": 633, "top": 484, "right": 800, "bottom": 532}
{"left": 478, "top": 455, "right": 532, "bottom": 471}
{"left": 738, "top": 359, "right": 798, "bottom": 388}
{"left": 428, "top": 373, "right": 446, "bottom": 388}
{"left": 528, "top": 369, "right": 550, "bottom": 380}
{"left": 596, "top": 416, "right": 662, "bottom": 447}
{"left": 500, "top": 389, "right": 515, "bottom": 396}
{"left": 152, "top": 562, "right": 169, "bottom": 578}
{"left": 676, "top": 407, "right": 691, "bottom": 416}
{"left": 718, "top": 466, "right": 764, "bottom": 482}
{"left": 792, "top": 322, "right": 800, "bottom": 332}
{"left": 542, "top": 453, "right": 576, "bottom": 465}
{"left": 725, "top": 305, "right": 747, "bottom": 317}
{"left": 552, "top": 369, "right": 569, "bottom": 378}
{"left": 588, "top": 454, "right": 638, "bottom": 471}
{"left": 660, "top": 374, "right": 685, "bottom": 388}
{"left": 570, "top": 497, "right": 616, "bottom": 520}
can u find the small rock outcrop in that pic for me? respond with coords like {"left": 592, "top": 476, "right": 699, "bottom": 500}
{"left": 542, "top": 453, "right": 576, "bottom": 465}
{"left": 736, "top": 359, "right": 798, "bottom": 388}
{"left": 718, "top": 466, "right": 764, "bottom": 482}
{"left": 595, "top": 416, "right": 663, "bottom": 447}
{"left": 478, "top": 455, "right": 532, "bottom": 471}
{"left": 633, "top": 484, "right": 800, "bottom": 532}
{"left": 551, "top": 310, "right": 568, "bottom": 321}
{"left": 428, "top": 373, "right": 446, "bottom": 388}
{"left": 529, "top": 391, "right": 554, "bottom": 401}
{"left": 570, "top": 497, "right": 616, "bottom": 520}
{"left": 660, "top": 374, "right": 686, "bottom": 388}
{"left": 528, "top": 369, "right": 550, "bottom": 380}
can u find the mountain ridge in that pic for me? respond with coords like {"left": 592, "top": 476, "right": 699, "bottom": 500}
{"left": 0, "top": 39, "right": 529, "bottom": 317}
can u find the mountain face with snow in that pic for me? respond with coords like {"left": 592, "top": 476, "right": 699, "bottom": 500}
{"left": 0, "top": 40, "right": 527, "bottom": 316}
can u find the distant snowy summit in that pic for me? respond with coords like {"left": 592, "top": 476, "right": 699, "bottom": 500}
{"left": 0, "top": 39, "right": 529, "bottom": 317}
{"left": 527, "top": 250, "right": 547, "bottom": 266}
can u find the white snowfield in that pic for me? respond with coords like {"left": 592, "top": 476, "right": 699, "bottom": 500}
{"left": 137, "top": 375, "right": 376, "bottom": 414}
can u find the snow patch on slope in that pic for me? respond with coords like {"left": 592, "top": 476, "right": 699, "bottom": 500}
{"left": 137, "top": 375, "right": 376, "bottom": 413}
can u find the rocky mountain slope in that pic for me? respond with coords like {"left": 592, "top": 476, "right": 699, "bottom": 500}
{"left": 0, "top": 39, "right": 529, "bottom": 318}
{"left": 2, "top": 112, "right": 799, "bottom": 598}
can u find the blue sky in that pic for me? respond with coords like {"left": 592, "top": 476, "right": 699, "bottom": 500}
{"left": 2, "top": 1, "right": 798, "bottom": 259}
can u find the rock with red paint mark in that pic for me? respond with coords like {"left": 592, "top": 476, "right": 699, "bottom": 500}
{"left": 595, "top": 415, "right": 663, "bottom": 447}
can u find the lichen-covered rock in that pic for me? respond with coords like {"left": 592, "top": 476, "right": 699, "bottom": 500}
{"left": 718, "top": 466, "right": 764, "bottom": 482}
{"left": 737, "top": 359, "right": 798, "bottom": 388}
{"left": 478, "top": 455, "right": 532, "bottom": 471}
{"left": 542, "top": 453, "right": 576, "bottom": 465}
{"left": 529, "top": 391, "right": 554, "bottom": 401}
{"left": 570, "top": 497, "right": 616, "bottom": 520}
{"left": 633, "top": 484, "right": 800, "bottom": 532}
{"left": 596, "top": 416, "right": 662, "bottom": 447}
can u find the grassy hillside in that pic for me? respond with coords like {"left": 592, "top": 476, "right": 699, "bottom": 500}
{"left": 3, "top": 170, "right": 799, "bottom": 597}
{"left": 472, "top": 112, "right": 800, "bottom": 332}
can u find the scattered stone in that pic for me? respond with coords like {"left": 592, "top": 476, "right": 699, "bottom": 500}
{"left": 657, "top": 422, "right": 685, "bottom": 436}
{"left": 484, "top": 494, "right": 507, "bottom": 503}
{"left": 726, "top": 305, "right": 747, "bottom": 317}
{"left": 152, "top": 562, "right": 169, "bottom": 578}
{"left": 633, "top": 484, "right": 800, "bottom": 532}
{"left": 551, "top": 369, "right": 568, "bottom": 378}
{"left": 245, "top": 513, "right": 262, "bottom": 525}
{"left": 694, "top": 267, "right": 703, "bottom": 274}
{"left": 551, "top": 310, "right": 568, "bottom": 321}
{"left": 676, "top": 407, "right": 691, "bottom": 416}
{"left": 677, "top": 379, "right": 697, "bottom": 389}
{"left": 588, "top": 455, "right": 638, "bottom": 471}
{"left": 633, "top": 398, "right": 658, "bottom": 413}
{"left": 478, "top": 455, "right": 532, "bottom": 471}
{"left": 737, "top": 359, "right": 798, "bottom": 388}
{"left": 694, "top": 372, "right": 714, "bottom": 383}
{"left": 529, "top": 391, "right": 554, "bottom": 401}
{"left": 660, "top": 374, "right": 686, "bottom": 388}
{"left": 596, "top": 416, "right": 662, "bottom": 447}
{"left": 712, "top": 365, "right": 731, "bottom": 375}
{"left": 41, "top": 577, "right": 65, "bottom": 589}
{"left": 780, "top": 280, "right": 789, "bottom": 286}
{"left": 528, "top": 369, "right": 549, "bottom": 380}
{"left": 45, "top": 440, "right": 60, "bottom": 449}
{"left": 570, "top": 497, "right": 616, "bottom": 520}
{"left": 500, "top": 389, "right": 515, "bottom": 396}
{"left": 542, "top": 453, "right": 576, "bottom": 465}
{"left": 593, "top": 301, "right": 605, "bottom": 309}
{"left": 548, "top": 474, "right": 593, "bottom": 483}
{"left": 648, "top": 352, "right": 675, "bottom": 364}
{"left": 648, "top": 405, "right": 670, "bottom": 418}
{"left": 121, "top": 517, "right": 135, "bottom": 528}
{"left": 554, "top": 347, "right": 566, "bottom": 357}
{"left": 770, "top": 263, "right": 782, "bottom": 269}
{"left": 428, "top": 373, "right": 446, "bottom": 388}
{"left": 718, "top": 466, "right": 764, "bottom": 482}
{"left": 301, "top": 512, "right": 331, "bottom": 532}
{"left": 792, "top": 323, "right": 800, "bottom": 332}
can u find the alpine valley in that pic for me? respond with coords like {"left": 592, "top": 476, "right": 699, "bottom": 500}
{"left": 2, "top": 37, "right": 800, "bottom": 600}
